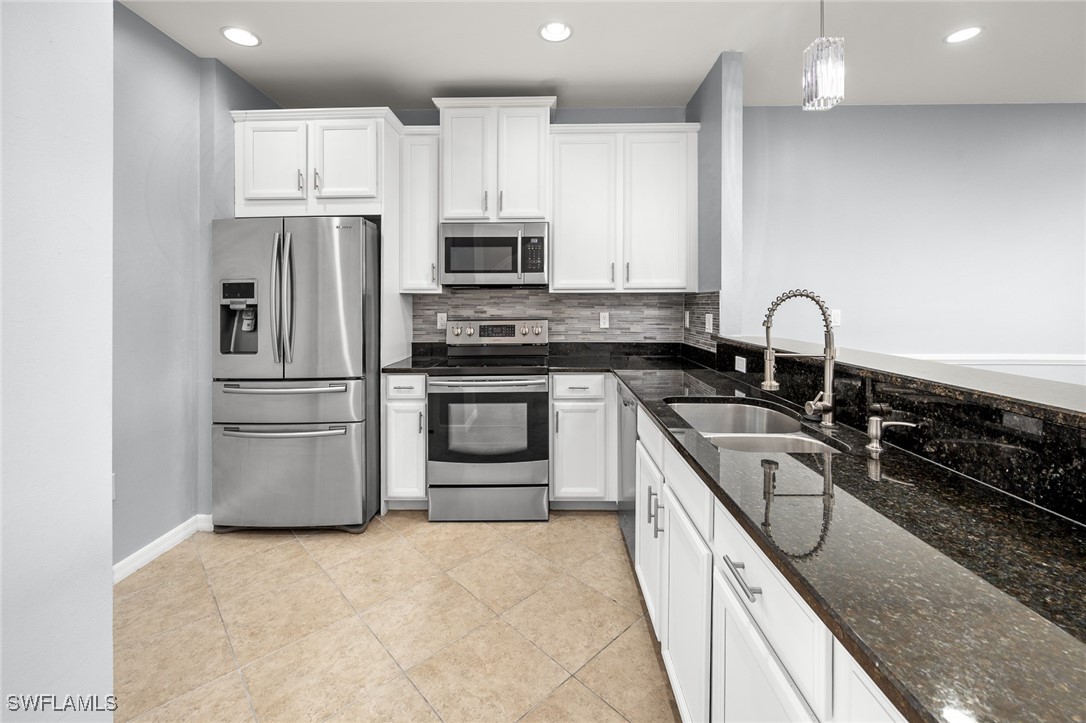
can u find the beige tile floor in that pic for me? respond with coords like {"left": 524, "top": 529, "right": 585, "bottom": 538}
{"left": 113, "top": 510, "right": 680, "bottom": 723}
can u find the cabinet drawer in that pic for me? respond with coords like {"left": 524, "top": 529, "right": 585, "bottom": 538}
{"left": 662, "top": 443, "right": 713, "bottom": 542}
{"left": 386, "top": 375, "right": 426, "bottom": 399}
{"left": 713, "top": 501, "right": 832, "bottom": 720}
{"left": 637, "top": 407, "right": 665, "bottom": 467}
{"left": 552, "top": 374, "right": 606, "bottom": 399}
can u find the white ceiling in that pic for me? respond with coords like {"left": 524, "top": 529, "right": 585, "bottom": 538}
{"left": 122, "top": 1, "right": 1086, "bottom": 110}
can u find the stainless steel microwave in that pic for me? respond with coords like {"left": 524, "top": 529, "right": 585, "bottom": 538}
{"left": 438, "top": 222, "right": 548, "bottom": 287}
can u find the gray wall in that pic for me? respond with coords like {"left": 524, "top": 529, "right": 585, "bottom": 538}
{"left": 113, "top": 4, "right": 275, "bottom": 562}
{"left": 743, "top": 104, "right": 1086, "bottom": 382}
{"left": 3, "top": 0, "right": 115, "bottom": 712}
{"left": 686, "top": 57, "right": 723, "bottom": 292}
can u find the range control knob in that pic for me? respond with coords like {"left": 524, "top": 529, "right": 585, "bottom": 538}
{"left": 532, "top": 325, "right": 543, "bottom": 335}
{"left": 520, "top": 326, "right": 529, "bottom": 336}
{"left": 466, "top": 326, "right": 475, "bottom": 336}
{"left": 452, "top": 327, "right": 462, "bottom": 337}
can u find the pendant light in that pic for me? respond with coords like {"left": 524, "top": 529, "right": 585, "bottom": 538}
{"left": 802, "top": 0, "right": 844, "bottom": 110}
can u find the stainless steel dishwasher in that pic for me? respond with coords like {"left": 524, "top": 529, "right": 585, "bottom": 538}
{"left": 617, "top": 383, "right": 638, "bottom": 558}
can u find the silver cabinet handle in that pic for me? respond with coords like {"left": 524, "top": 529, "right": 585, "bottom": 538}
{"left": 222, "top": 426, "right": 347, "bottom": 439}
{"left": 568, "top": 386, "right": 590, "bottom": 390}
{"left": 313, "top": 168, "right": 320, "bottom": 190}
{"left": 646, "top": 486, "right": 657, "bottom": 523}
{"left": 625, "top": 262, "right": 630, "bottom": 282}
{"left": 723, "top": 555, "right": 763, "bottom": 603}
{"left": 653, "top": 497, "right": 664, "bottom": 539}
{"left": 431, "top": 263, "right": 436, "bottom": 282}
{"left": 284, "top": 231, "right": 296, "bottom": 364}
{"left": 483, "top": 190, "right": 488, "bottom": 213}
{"left": 499, "top": 190, "right": 504, "bottom": 212}
{"left": 297, "top": 169, "right": 303, "bottom": 191}
{"left": 270, "top": 232, "right": 282, "bottom": 363}
{"left": 223, "top": 384, "right": 347, "bottom": 395}
{"left": 419, "top": 411, "right": 424, "bottom": 434}
{"left": 611, "top": 262, "right": 615, "bottom": 283}
{"left": 392, "top": 385, "right": 417, "bottom": 390}
{"left": 555, "top": 410, "right": 559, "bottom": 434}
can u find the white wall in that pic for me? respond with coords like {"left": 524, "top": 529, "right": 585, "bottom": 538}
{"left": 113, "top": 5, "right": 276, "bottom": 559}
{"left": 2, "top": 1, "right": 114, "bottom": 715}
{"left": 743, "top": 104, "right": 1086, "bottom": 384}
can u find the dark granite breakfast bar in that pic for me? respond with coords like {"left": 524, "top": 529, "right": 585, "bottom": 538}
{"left": 385, "top": 345, "right": 1086, "bottom": 722}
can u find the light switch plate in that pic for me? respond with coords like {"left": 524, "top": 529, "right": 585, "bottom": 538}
{"left": 600, "top": 311, "right": 610, "bottom": 329}
{"left": 437, "top": 312, "right": 447, "bottom": 329}
{"left": 684, "top": 311, "right": 690, "bottom": 328}
{"left": 705, "top": 313, "right": 713, "bottom": 333}
{"left": 831, "top": 309, "right": 842, "bottom": 327}
{"left": 735, "top": 356, "right": 747, "bottom": 373}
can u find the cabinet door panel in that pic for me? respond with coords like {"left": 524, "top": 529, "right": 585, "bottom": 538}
{"left": 552, "top": 401, "right": 607, "bottom": 499}
{"left": 551, "top": 135, "right": 618, "bottom": 290}
{"left": 400, "top": 133, "right": 440, "bottom": 292}
{"left": 442, "top": 108, "right": 491, "bottom": 219}
{"left": 497, "top": 107, "right": 548, "bottom": 219}
{"left": 635, "top": 441, "right": 664, "bottom": 635}
{"left": 243, "top": 121, "right": 308, "bottom": 201}
{"left": 623, "top": 133, "right": 688, "bottom": 289}
{"left": 832, "top": 639, "right": 907, "bottom": 723}
{"left": 385, "top": 400, "right": 427, "bottom": 499}
{"left": 713, "top": 567, "right": 816, "bottom": 723}
{"left": 312, "top": 119, "right": 378, "bottom": 199}
{"left": 661, "top": 485, "right": 712, "bottom": 723}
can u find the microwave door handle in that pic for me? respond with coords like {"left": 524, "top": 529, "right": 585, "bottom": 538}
{"left": 517, "top": 229, "right": 523, "bottom": 280}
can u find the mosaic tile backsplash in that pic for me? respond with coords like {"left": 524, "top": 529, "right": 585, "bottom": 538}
{"left": 411, "top": 289, "right": 685, "bottom": 343}
{"left": 682, "top": 291, "right": 720, "bottom": 351}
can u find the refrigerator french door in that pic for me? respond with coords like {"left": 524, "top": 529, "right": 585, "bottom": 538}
{"left": 211, "top": 217, "right": 379, "bottom": 530}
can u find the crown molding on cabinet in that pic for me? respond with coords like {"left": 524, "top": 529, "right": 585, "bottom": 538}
{"left": 551, "top": 122, "right": 701, "bottom": 134}
{"left": 401, "top": 125, "right": 440, "bottom": 135}
{"left": 230, "top": 107, "right": 406, "bottom": 134}
{"left": 433, "top": 96, "right": 557, "bottom": 109}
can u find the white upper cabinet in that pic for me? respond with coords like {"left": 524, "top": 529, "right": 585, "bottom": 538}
{"left": 234, "top": 109, "right": 396, "bottom": 217}
{"left": 624, "top": 132, "right": 691, "bottom": 290}
{"left": 550, "top": 124, "right": 698, "bottom": 293}
{"left": 435, "top": 97, "right": 554, "bottom": 221}
{"left": 551, "top": 134, "right": 619, "bottom": 290}
{"left": 400, "top": 129, "right": 441, "bottom": 293}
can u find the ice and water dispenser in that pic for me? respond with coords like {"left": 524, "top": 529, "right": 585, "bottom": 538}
{"left": 219, "top": 279, "right": 258, "bottom": 354}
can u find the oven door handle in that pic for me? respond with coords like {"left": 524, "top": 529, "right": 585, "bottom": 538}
{"left": 428, "top": 378, "right": 548, "bottom": 391}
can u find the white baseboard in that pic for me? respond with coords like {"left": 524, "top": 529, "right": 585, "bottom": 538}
{"left": 385, "top": 499, "right": 428, "bottom": 510}
{"left": 113, "top": 514, "right": 213, "bottom": 584}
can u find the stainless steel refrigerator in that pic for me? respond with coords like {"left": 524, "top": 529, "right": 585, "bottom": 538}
{"left": 211, "top": 217, "right": 380, "bottom": 530}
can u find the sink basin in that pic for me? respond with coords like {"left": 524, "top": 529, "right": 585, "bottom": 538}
{"left": 706, "top": 433, "right": 837, "bottom": 455}
{"left": 668, "top": 401, "right": 802, "bottom": 435}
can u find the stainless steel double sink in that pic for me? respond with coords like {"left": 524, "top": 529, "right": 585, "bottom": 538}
{"left": 666, "top": 399, "right": 841, "bottom": 454}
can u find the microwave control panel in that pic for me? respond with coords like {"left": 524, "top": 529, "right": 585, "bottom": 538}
{"left": 522, "top": 237, "right": 545, "bottom": 273}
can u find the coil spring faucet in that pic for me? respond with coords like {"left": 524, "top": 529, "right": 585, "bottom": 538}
{"left": 761, "top": 289, "right": 837, "bottom": 428}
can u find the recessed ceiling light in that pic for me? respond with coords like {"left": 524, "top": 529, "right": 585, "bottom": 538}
{"left": 221, "top": 26, "right": 261, "bottom": 47}
{"left": 539, "top": 22, "right": 572, "bottom": 43}
{"left": 945, "top": 27, "right": 982, "bottom": 44}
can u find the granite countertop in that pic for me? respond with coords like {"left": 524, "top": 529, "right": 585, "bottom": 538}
{"left": 383, "top": 352, "right": 1086, "bottom": 722}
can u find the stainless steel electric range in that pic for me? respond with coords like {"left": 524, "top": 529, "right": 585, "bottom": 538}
{"left": 426, "top": 319, "right": 550, "bottom": 522}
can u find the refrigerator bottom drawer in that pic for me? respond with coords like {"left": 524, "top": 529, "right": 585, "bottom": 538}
{"left": 212, "top": 422, "right": 365, "bottom": 528}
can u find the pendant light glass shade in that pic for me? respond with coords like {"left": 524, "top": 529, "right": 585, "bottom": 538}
{"left": 802, "top": 36, "right": 844, "bottom": 110}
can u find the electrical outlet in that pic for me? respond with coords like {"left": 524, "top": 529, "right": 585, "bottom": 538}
{"left": 831, "top": 309, "right": 842, "bottom": 327}
{"left": 734, "top": 389, "right": 747, "bottom": 398}
{"left": 735, "top": 356, "right": 747, "bottom": 373}
{"left": 600, "top": 311, "right": 610, "bottom": 329}
{"left": 437, "top": 312, "right": 447, "bottom": 329}
{"left": 705, "top": 313, "right": 713, "bottom": 333}
{"left": 684, "top": 311, "right": 690, "bottom": 328}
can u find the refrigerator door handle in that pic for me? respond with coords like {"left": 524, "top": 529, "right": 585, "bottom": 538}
{"left": 222, "top": 426, "right": 347, "bottom": 439}
{"left": 222, "top": 383, "right": 348, "bottom": 395}
{"left": 283, "top": 231, "right": 297, "bottom": 364}
{"left": 270, "top": 232, "right": 282, "bottom": 363}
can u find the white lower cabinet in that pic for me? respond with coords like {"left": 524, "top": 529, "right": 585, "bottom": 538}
{"left": 634, "top": 440, "right": 664, "bottom": 632}
{"left": 384, "top": 376, "right": 427, "bottom": 501}
{"left": 712, "top": 565, "right": 816, "bottom": 722}
{"left": 552, "top": 400, "right": 607, "bottom": 499}
{"left": 660, "top": 484, "right": 712, "bottom": 723}
{"left": 832, "top": 640, "right": 907, "bottom": 723}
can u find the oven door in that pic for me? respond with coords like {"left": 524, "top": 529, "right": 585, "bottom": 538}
{"left": 427, "top": 376, "right": 549, "bottom": 486}
{"left": 439, "top": 223, "right": 523, "bottom": 286}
